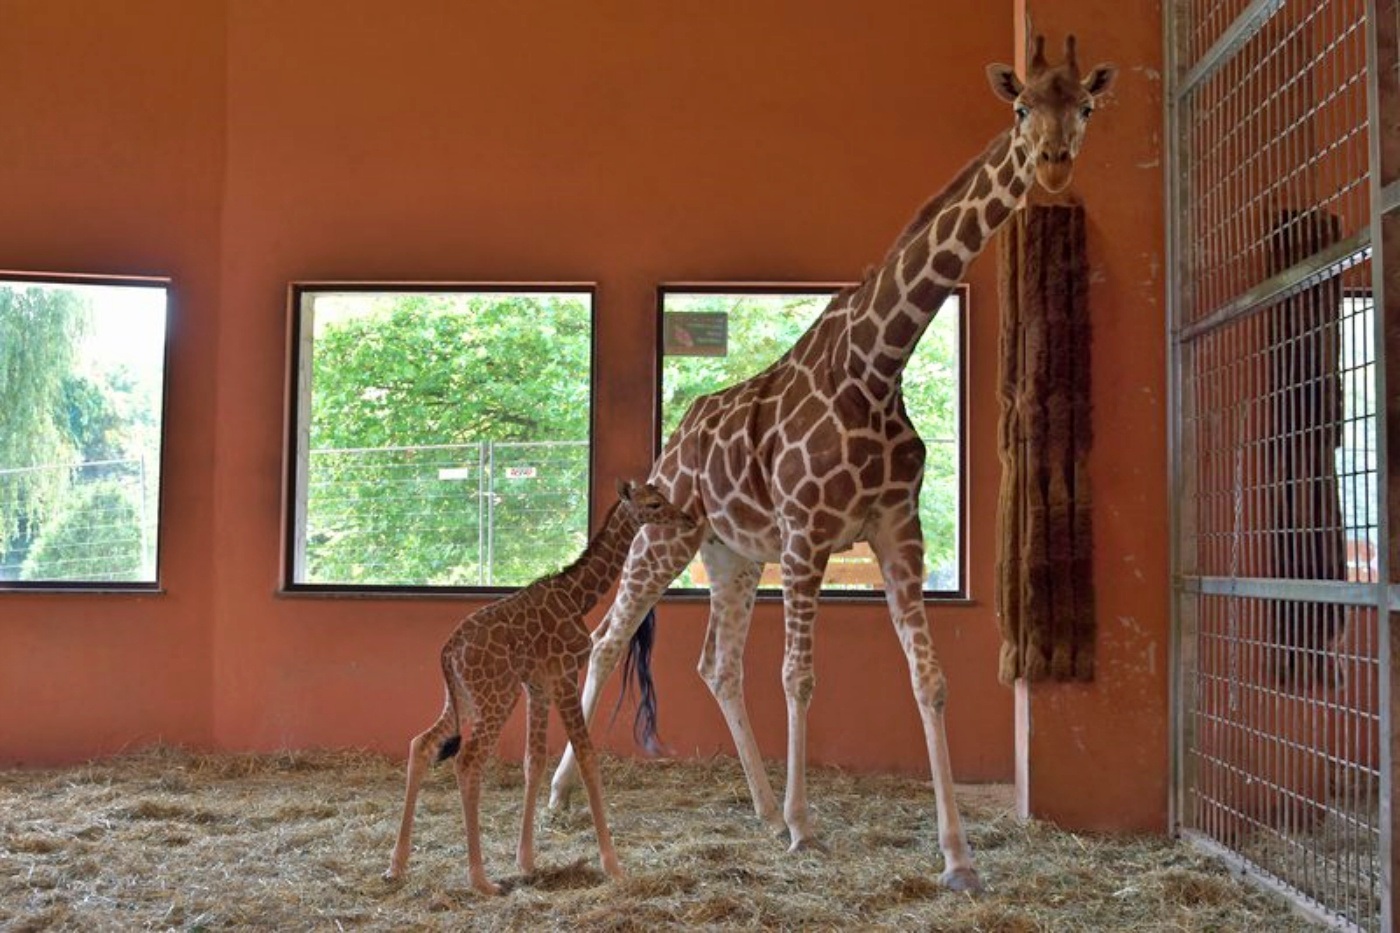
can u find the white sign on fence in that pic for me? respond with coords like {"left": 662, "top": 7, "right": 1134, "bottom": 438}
{"left": 505, "top": 466, "right": 537, "bottom": 479}
{"left": 437, "top": 467, "right": 474, "bottom": 481}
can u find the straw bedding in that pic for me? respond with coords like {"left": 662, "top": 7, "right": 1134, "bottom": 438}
{"left": 1, "top": 749, "right": 1318, "bottom": 931}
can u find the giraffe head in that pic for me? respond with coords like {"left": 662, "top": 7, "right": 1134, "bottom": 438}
{"left": 986, "top": 35, "right": 1117, "bottom": 194}
{"left": 616, "top": 479, "right": 697, "bottom": 532}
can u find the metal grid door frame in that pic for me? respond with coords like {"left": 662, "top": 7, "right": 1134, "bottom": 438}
{"left": 1166, "top": 1, "right": 1397, "bottom": 930}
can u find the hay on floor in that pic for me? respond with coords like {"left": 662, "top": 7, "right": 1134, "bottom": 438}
{"left": 0, "top": 749, "right": 1318, "bottom": 931}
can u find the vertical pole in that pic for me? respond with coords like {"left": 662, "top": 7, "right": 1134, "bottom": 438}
{"left": 138, "top": 454, "right": 148, "bottom": 577}
{"left": 477, "top": 441, "right": 488, "bottom": 587}
{"left": 291, "top": 294, "right": 316, "bottom": 584}
{"left": 1164, "top": 0, "right": 1191, "bottom": 841}
{"left": 486, "top": 441, "right": 496, "bottom": 587}
{"left": 1365, "top": 2, "right": 1399, "bottom": 928}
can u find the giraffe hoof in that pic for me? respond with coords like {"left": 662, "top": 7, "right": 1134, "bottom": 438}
{"left": 786, "top": 835, "right": 829, "bottom": 854}
{"left": 940, "top": 866, "right": 983, "bottom": 893}
{"left": 471, "top": 877, "right": 503, "bottom": 897}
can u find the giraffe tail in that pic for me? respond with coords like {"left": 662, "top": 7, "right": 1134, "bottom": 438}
{"left": 436, "top": 735, "right": 461, "bottom": 762}
{"left": 615, "top": 609, "right": 663, "bottom": 755}
{"left": 433, "top": 655, "right": 464, "bottom": 763}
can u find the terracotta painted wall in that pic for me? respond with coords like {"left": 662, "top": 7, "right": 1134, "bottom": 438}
{"left": 0, "top": 0, "right": 225, "bottom": 763}
{"left": 1014, "top": 0, "right": 1170, "bottom": 832}
{"left": 0, "top": 0, "right": 1166, "bottom": 809}
{"left": 213, "top": 0, "right": 1016, "bottom": 781}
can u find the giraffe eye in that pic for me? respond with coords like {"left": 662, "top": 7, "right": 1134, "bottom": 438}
{"left": 1014, "top": 104, "right": 1030, "bottom": 123}
{"left": 1080, "top": 104, "right": 1094, "bottom": 120}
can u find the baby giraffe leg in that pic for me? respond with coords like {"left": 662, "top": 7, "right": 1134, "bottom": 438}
{"left": 455, "top": 702, "right": 513, "bottom": 896}
{"left": 554, "top": 679, "right": 622, "bottom": 881}
{"left": 385, "top": 703, "right": 455, "bottom": 880}
{"left": 516, "top": 684, "right": 550, "bottom": 875}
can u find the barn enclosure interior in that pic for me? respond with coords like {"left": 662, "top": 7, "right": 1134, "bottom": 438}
{"left": 1, "top": 0, "right": 1395, "bottom": 930}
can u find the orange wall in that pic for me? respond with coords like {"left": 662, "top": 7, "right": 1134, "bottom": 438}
{"left": 0, "top": 0, "right": 1166, "bottom": 806}
{"left": 1015, "top": 0, "right": 1170, "bottom": 831}
{"left": 0, "top": 0, "right": 224, "bottom": 762}
{"left": 212, "top": 0, "right": 1015, "bottom": 780}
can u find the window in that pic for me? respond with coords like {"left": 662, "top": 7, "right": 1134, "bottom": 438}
{"left": 658, "top": 285, "right": 965, "bottom": 597}
{"left": 0, "top": 274, "right": 168, "bottom": 587}
{"left": 286, "top": 285, "right": 594, "bottom": 592}
{"left": 1339, "top": 292, "right": 1377, "bottom": 582}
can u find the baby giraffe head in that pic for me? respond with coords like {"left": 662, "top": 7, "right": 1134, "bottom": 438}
{"left": 617, "top": 479, "right": 697, "bottom": 532}
{"left": 986, "top": 34, "right": 1117, "bottom": 193}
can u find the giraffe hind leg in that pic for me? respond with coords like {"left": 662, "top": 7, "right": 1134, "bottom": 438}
{"left": 554, "top": 677, "right": 622, "bottom": 881}
{"left": 517, "top": 683, "right": 550, "bottom": 875}
{"left": 385, "top": 700, "right": 457, "bottom": 880}
{"left": 869, "top": 518, "right": 981, "bottom": 892}
{"left": 456, "top": 691, "right": 516, "bottom": 896}
{"left": 695, "top": 538, "right": 781, "bottom": 829}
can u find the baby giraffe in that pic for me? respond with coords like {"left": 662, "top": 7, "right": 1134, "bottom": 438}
{"left": 385, "top": 480, "right": 696, "bottom": 895}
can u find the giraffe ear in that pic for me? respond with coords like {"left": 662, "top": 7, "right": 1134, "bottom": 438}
{"left": 1083, "top": 63, "right": 1117, "bottom": 98}
{"left": 617, "top": 479, "right": 633, "bottom": 502}
{"left": 986, "top": 63, "right": 1023, "bottom": 103}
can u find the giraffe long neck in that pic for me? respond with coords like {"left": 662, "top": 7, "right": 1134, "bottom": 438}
{"left": 794, "top": 129, "right": 1034, "bottom": 397}
{"left": 546, "top": 500, "right": 640, "bottom": 614}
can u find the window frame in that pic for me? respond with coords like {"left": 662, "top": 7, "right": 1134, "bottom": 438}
{"left": 281, "top": 281, "right": 598, "bottom": 596}
{"left": 654, "top": 282, "right": 969, "bottom": 603}
{"left": 0, "top": 270, "right": 172, "bottom": 593}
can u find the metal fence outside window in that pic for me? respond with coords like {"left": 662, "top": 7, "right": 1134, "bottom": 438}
{"left": 0, "top": 458, "right": 156, "bottom": 582}
{"left": 297, "top": 440, "right": 589, "bottom": 588}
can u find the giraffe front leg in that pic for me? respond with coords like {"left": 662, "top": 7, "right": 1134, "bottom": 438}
{"left": 869, "top": 517, "right": 982, "bottom": 892}
{"left": 778, "top": 544, "right": 830, "bottom": 853}
{"left": 549, "top": 521, "right": 703, "bottom": 810}
{"left": 696, "top": 539, "right": 781, "bottom": 830}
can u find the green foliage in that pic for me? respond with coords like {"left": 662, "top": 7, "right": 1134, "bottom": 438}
{"left": 61, "top": 373, "right": 128, "bottom": 464}
{"left": 300, "top": 288, "right": 961, "bottom": 591}
{"left": 301, "top": 292, "right": 592, "bottom": 587}
{"left": 20, "top": 481, "right": 144, "bottom": 582}
{"left": 0, "top": 286, "right": 87, "bottom": 541}
{"left": 0, "top": 283, "right": 164, "bottom": 582}
{"left": 662, "top": 292, "right": 962, "bottom": 588}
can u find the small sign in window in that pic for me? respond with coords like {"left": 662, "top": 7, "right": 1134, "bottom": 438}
{"left": 663, "top": 311, "right": 728, "bottom": 357}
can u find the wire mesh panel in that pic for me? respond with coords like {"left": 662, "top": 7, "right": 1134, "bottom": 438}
{"left": 1187, "top": 594, "right": 1382, "bottom": 927}
{"left": 1169, "top": 0, "right": 1391, "bottom": 929}
{"left": 299, "top": 440, "right": 588, "bottom": 588}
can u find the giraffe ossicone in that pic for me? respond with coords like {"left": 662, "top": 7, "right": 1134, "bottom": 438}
{"left": 546, "top": 34, "right": 1115, "bottom": 894}
{"left": 384, "top": 480, "right": 696, "bottom": 895}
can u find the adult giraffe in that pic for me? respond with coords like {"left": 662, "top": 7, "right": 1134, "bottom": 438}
{"left": 553, "top": 36, "right": 1115, "bottom": 891}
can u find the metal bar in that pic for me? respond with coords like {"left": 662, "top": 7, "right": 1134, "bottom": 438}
{"left": 1165, "top": 0, "right": 1188, "bottom": 842}
{"left": 1178, "top": 234, "right": 1372, "bottom": 344}
{"left": 1367, "top": 0, "right": 1400, "bottom": 928}
{"left": 1182, "top": 574, "right": 1386, "bottom": 607}
{"left": 308, "top": 439, "right": 585, "bottom": 456}
{"left": 1380, "top": 179, "right": 1400, "bottom": 216}
{"left": 1182, "top": 831, "right": 1367, "bottom": 931}
{"left": 1178, "top": 0, "right": 1287, "bottom": 99}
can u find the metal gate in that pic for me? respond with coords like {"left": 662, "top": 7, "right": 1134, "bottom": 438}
{"left": 1166, "top": 1, "right": 1397, "bottom": 929}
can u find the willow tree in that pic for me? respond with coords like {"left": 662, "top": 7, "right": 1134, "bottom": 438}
{"left": 0, "top": 285, "right": 88, "bottom": 548}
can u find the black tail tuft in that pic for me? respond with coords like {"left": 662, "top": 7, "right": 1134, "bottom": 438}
{"left": 612, "top": 609, "right": 663, "bottom": 755}
{"left": 436, "top": 734, "right": 462, "bottom": 763}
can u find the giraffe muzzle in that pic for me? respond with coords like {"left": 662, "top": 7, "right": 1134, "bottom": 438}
{"left": 1035, "top": 159, "right": 1074, "bottom": 193}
